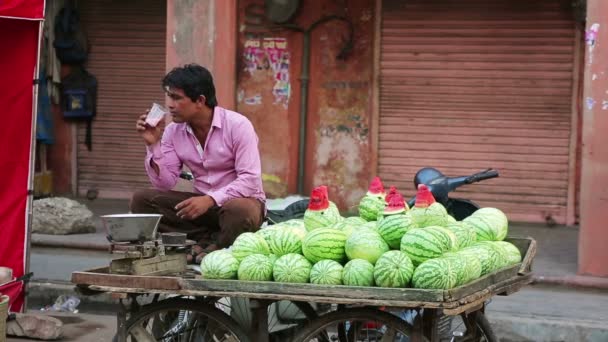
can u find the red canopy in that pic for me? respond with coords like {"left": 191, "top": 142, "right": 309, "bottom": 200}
{"left": 0, "top": 0, "right": 44, "bottom": 20}
{"left": 0, "top": 0, "right": 45, "bottom": 313}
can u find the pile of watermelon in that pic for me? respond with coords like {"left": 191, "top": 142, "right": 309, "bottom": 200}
{"left": 200, "top": 178, "right": 522, "bottom": 290}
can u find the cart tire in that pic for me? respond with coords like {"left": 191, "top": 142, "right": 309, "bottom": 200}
{"left": 440, "top": 312, "right": 498, "bottom": 342}
{"left": 114, "top": 298, "right": 251, "bottom": 342}
{"left": 474, "top": 312, "right": 498, "bottom": 342}
{"left": 292, "top": 307, "right": 420, "bottom": 342}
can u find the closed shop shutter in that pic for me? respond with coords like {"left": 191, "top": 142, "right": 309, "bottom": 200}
{"left": 379, "top": 0, "right": 575, "bottom": 223}
{"left": 77, "top": 0, "right": 166, "bottom": 198}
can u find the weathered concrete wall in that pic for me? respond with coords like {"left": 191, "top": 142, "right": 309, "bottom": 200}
{"left": 237, "top": 0, "right": 375, "bottom": 211}
{"left": 579, "top": 0, "right": 608, "bottom": 277}
{"left": 166, "top": 0, "right": 236, "bottom": 109}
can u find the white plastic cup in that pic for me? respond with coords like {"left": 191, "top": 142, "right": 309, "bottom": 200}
{"left": 145, "top": 103, "right": 168, "bottom": 127}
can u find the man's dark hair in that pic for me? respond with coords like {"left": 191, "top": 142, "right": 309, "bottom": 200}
{"left": 162, "top": 64, "right": 218, "bottom": 108}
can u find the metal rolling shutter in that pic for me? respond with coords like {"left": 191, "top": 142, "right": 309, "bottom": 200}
{"left": 77, "top": 0, "right": 166, "bottom": 198}
{"left": 379, "top": 0, "right": 575, "bottom": 223}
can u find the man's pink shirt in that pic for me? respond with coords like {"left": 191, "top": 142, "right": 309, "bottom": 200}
{"left": 145, "top": 106, "right": 266, "bottom": 206}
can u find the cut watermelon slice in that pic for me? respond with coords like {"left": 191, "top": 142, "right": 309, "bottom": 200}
{"left": 414, "top": 184, "right": 436, "bottom": 208}
{"left": 384, "top": 188, "right": 407, "bottom": 214}
{"left": 366, "top": 176, "right": 385, "bottom": 197}
{"left": 308, "top": 185, "right": 330, "bottom": 210}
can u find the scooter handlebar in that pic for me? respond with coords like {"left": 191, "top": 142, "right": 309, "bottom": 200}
{"left": 465, "top": 169, "right": 499, "bottom": 184}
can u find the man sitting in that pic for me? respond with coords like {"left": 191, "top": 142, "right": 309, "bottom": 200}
{"left": 131, "top": 64, "right": 266, "bottom": 263}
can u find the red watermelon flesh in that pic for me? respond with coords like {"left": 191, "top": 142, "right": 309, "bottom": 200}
{"left": 366, "top": 176, "right": 385, "bottom": 197}
{"left": 384, "top": 189, "right": 407, "bottom": 214}
{"left": 308, "top": 185, "right": 330, "bottom": 210}
{"left": 414, "top": 184, "right": 436, "bottom": 208}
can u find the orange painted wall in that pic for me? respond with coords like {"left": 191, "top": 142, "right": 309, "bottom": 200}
{"left": 237, "top": 0, "right": 375, "bottom": 212}
{"left": 579, "top": 0, "right": 608, "bottom": 277}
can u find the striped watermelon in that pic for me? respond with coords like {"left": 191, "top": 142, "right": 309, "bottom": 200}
{"left": 279, "top": 220, "right": 308, "bottom": 240}
{"left": 493, "top": 241, "right": 522, "bottom": 265}
{"left": 231, "top": 232, "right": 270, "bottom": 261}
{"left": 255, "top": 226, "right": 279, "bottom": 248}
{"left": 302, "top": 228, "right": 347, "bottom": 263}
{"left": 268, "top": 254, "right": 279, "bottom": 264}
{"left": 237, "top": 254, "right": 274, "bottom": 281}
{"left": 303, "top": 204, "right": 341, "bottom": 231}
{"left": 460, "top": 244, "right": 502, "bottom": 275}
{"left": 474, "top": 241, "right": 511, "bottom": 270}
{"left": 304, "top": 186, "right": 341, "bottom": 231}
{"left": 400, "top": 227, "right": 455, "bottom": 265}
{"left": 200, "top": 250, "right": 239, "bottom": 280}
{"left": 345, "top": 229, "right": 389, "bottom": 265}
{"left": 328, "top": 220, "right": 359, "bottom": 239}
{"left": 344, "top": 216, "right": 367, "bottom": 226}
{"left": 409, "top": 184, "right": 449, "bottom": 228}
{"left": 342, "top": 259, "right": 375, "bottom": 286}
{"left": 377, "top": 189, "right": 416, "bottom": 249}
{"left": 444, "top": 251, "right": 482, "bottom": 285}
{"left": 282, "top": 218, "right": 306, "bottom": 230}
{"left": 362, "top": 221, "right": 378, "bottom": 231}
{"left": 273, "top": 253, "right": 312, "bottom": 283}
{"left": 464, "top": 207, "right": 509, "bottom": 241}
{"left": 268, "top": 228, "right": 303, "bottom": 256}
{"left": 447, "top": 215, "right": 457, "bottom": 223}
{"left": 440, "top": 255, "right": 468, "bottom": 286}
{"left": 377, "top": 214, "right": 417, "bottom": 249}
{"left": 358, "top": 196, "right": 385, "bottom": 221}
{"left": 445, "top": 221, "right": 477, "bottom": 249}
{"left": 358, "top": 177, "right": 386, "bottom": 222}
{"left": 412, "top": 258, "right": 458, "bottom": 289}
{"left": 310, "top": 260, "right": 344, "bottom": 285}
{"left": 373, "top": 251, "right": 414, "bottom": 288}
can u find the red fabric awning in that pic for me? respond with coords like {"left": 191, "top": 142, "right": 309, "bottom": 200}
{"left": 0, "top": 0, "right": 44, "bottom": 20}
{"left": 0, "top": 0, "right": 44, "bottom": 312}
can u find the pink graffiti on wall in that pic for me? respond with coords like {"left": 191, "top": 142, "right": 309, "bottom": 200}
{"left": 243, "top": 37, "right": 291, "bottom": 107}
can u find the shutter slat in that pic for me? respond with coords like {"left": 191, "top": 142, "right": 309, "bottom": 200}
{"left": 379, "top": 0, "right": 574, "bottom": 224}
{"left": 77, "top": 0, "right": 166, "bottom": 198}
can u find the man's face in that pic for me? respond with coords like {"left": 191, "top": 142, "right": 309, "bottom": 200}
{"left": 164, "top": 87, "right": 204, "bottom": 123}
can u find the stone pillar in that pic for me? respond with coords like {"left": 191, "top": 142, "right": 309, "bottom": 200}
{"left": 166, "top": 0, "right": 236, "bottom": 109}
{"left": 579, "top": 0, "right": 608, "bottom": 277}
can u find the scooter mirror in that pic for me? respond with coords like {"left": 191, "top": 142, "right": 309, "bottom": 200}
{"left": 414, "top": 167, "right": 445, "bottom": 188}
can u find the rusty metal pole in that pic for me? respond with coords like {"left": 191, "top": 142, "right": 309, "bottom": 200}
{"left": 579, "top": 0, "right": 608, "bottom": 277}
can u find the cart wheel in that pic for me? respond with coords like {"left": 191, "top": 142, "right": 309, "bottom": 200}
{"left": 292, "top": 307, "right": 420, "bottom": 342}
{"left": 438, "top": 312, "right": 497, "bottom": 342}
{"left": 210, "top": 297, "right": 332, "bottom": 341}
{"left": 114, "top": 297, "right": 251, "bottom": 342}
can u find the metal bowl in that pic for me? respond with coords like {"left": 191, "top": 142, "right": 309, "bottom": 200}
{"left": 101, "top": 214, "right": 162, "bottom": 243}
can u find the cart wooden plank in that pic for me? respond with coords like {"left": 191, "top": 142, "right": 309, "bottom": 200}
{"left": 71, "top": 266, "right": 182, "bottom": 290}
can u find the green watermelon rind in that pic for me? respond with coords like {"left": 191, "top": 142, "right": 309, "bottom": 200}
{"left": 302, "top": 228, "right": 348, "bottom": 264}
{"left": 358, "top": 196, "right": 385, "bottom": 222}
{"left": 412, "top": 258, "right": 457, "bottom": 290}
{"left": 342, "top": 259, "right": 375, "bottom": 287}
{"left": 409, "top": 202, "right": 449, "bottom": 228}
{"left": 345, "top": 229, "right": 390, "bottom": 265}
{"left": 304, "top": 204, "right": 342, "bottom": 231}
{"left": 309, "top": 260, "right": 344, "bottom": 285}
{"left": 273, "top": 253, "right": 312, "bottom": 283}
{"left": 377, "top": 213, "right": 417, "bottom": 249}
{"left": 373, "top": 251, "right": 414, "bottom": 288}
{"left": 231, "top": 232, "right": 271, "bottom": 262}
{"left": 268, "top": 228, "right": 303, "bottom": 257}
{"left": 400, "top": 227, "right": 454, "bottom": 266}
{"left": 200, "top": 250, "right": 240, "bottom": 280}
{"left": 237, "top": 254, "right": 274, "bottom": 281}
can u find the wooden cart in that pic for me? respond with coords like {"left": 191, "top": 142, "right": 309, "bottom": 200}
{"left": 72, "top": 236, "right": 536, "bottom": 342}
